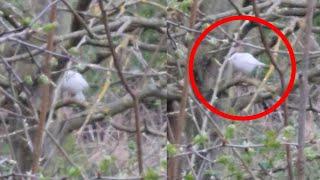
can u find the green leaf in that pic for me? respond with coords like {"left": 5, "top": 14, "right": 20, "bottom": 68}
{"left": 304, "top": 147, "right": 318, "bottom": 160}
{"left": 192, "top": 133, "right": 208, "bottom": 145}
{"left": 227, "top": 163, "right": 236, "bottom": 173}
{"left": 37, "top": 74, "right": 49, "bottom": 85}
{"left": 160, "top": 159, "right": 167, "bottom": 170}
{"left": 166, "top": 143, "right": 177, "bottom": 157}
{"left": 144, "top": 168, "right": 159, "bottom": 180}
{"left": 242, "top": 151, "right": 253, "bottom": 164}
{"left": 225, "top": 124, "right": 236, "bottom": 140}
{"left": 263, "top": 130, "right": 280, "bottom": 149}
{"left": 42, "top": 22, "right": 58, "bottom": 33}
{"left": 217, "top": 155, "right": 231, "bottom": 165}
{"left": 184, "top": 172, "right": 195, "bottom": 180}
{"left": 259, "top": 161, "right": 272, "bottom": 170}
{"left": 39, "top": 174, "right": 50, "bottom": 180}
{"left": 283, "top": 125, "right": 295, "bottom": 140}
{"left": 24, "top": 75, "right": 33, "bottom": 85}
{"left": 21, "top": 17, "right": 32, "bottom": 26}
{"left": 234, "top": 171, "right": 244, "bottom": 180}
{"left": 179, "top": 0, "right": 192, "bottom": 13}
{"left": 67, "top": 167, "right": 81, "bottom": 177}
{"left": 99, "top": 155, "right": 115, "bottom": 173}
{"left": 128, "top": 140, "right": 136, "bottom": 152}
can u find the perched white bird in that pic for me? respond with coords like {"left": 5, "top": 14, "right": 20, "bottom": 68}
{"left": 229, "top": 52, "right": 266, "bottom": 74}
{"left": 61, "top": 70, "right": 89, "bottom": 101}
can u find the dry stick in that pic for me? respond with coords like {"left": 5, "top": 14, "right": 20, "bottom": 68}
{"left": 60, "top": 0, "right": 97, "bottom": 39}
{"left": 244, "top": 19, "right": 296, "bottom": 111}
{"left": 168, "top": 1, "right": 198, "bottom": 179}
{"left": 297, "top": 0, "right": 316, "bottom": 179}
{"left": 251, "top": 1, "right": 293, "bottom": 179}
{"left": 0, "top": 115, "right": 22, "bottom": 173}
{"left": 227, "top": 0, "right": 243, "bottom": 15}
{"left": 97, "top": 0, "right": 144, "bottom": 175}
{"left": 77, "top": 59, "right": 114, "bottom": 135}
{"left": 31, "top": 0, "right": 57, "bottom": 174}
{"left": 248, "top": 0, "right": 286, "bottom": 111}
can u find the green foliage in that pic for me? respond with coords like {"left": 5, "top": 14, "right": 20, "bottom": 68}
{"left": 263, "top": 130, "right": 280, "bottom": 149}
{"left": 203, "top": 170, "right": 218, "bottom": 178}
{"left": 144, "top": 168, "right": 159, "bottom": 180}
{"left": 234, "top": 171, "right": 244, "bottom": 180}
{"left": 21, "top": 17, "right": 32, "bottom": 26}
{"left": 39, "top": 174, "right": 51, "bottom": 180}
{"left": 99, "top": 155, "right": 116, "bottom": 174}
{"left": 217, "top": 155, "right": 232, "bottom": 165}
{"left": 259, "top": 160, "right": 273, "bottom": 170}
{"left": 137, "top": 4, "right": 155, "bottom": 18}
{"left": 37, "top": 74, "right": 49, "bottom": 85}
{"left": 242, "top": 150, "right": 254, "bottom": 164}
{"left": 216, "top": 154, "right": 244, "bottom": 178}
{"left": 184, "top": 172, "right": 195, "bottom": 180}
{"left": 24, "top": 75, "right": 33, "bottom": 85}
{"left": 67, "top": 167, "right": 81, "bottom": 177}
{"left": 166, "top": 143, "right": 177, "bottom": 157}
{"left": 304, "top": 147, "right": 318, "bottom": 160}
{"left": 42, "top": 22, "right": 58, "bottom": 33}
{"left": 192, "top": 132, "right": 208, "bottom": 145}
{"left": 283, "top": 125, "right": 295, "bottom": 140}
{"left": 160, "top": 159, "right": 167, "bottom": 170}
{"left": 31, "top": 23, "right": 42, "bottom": 31}
{"left": 168, "top": 0, "right": 192, "bottom": 13}
{"left": 179, "top": 0, "right": 192, "bottom": 13}
{"left": 128, "top": 140, "right": 136, "bottom": 154}
{"left": 225, "top": 124, "right": 236, "bottom": 140}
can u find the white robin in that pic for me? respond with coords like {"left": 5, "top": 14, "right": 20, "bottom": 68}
{"left": 61, "top": 70, "right": 89, "bottom": 101}
{"left": 229, "top": 52, "right": 266, "bottom": 74}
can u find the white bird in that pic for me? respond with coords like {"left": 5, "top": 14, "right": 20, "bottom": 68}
{"left": 61, "top": 70, "right": 89, "bottom": 101}
{"left": 229, "top": 52, "right": 266, "bottom": 74}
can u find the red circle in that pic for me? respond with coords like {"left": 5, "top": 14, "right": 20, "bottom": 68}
{"left": 188, "top": 15, "right": 296, "bottom": 121}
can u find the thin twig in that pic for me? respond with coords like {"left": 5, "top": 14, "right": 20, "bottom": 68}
{"left": 60, "top": 0, "right": 97, "bottom": 39}
{"left": 31, "top": 0, "right": 57, "bottom": 173}
{"left": 227, "top": 0, "right": 243, "bottom": 15}
{"left": 297, "top": 0, "right": 316, "bottom": 179}
{"left": 168, "top": 0, "right": 198, "bottom": 179}
{"left": 97, "top": 0, "right": 144, "bottom": 175}
{"left": 251, "top": 2, "right": 293, "bottom": 178}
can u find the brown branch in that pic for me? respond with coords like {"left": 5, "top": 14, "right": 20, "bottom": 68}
{"left": 31, "top": 0, "right": 56, "bottom": 174}
{"left": 60, "top": 0, "right": 97, "bottom": 39}
{"left": 252, "top": 1, "right": 293, "bottom": 178}
{"left": 227, "top": 0, "right": 243, "bottom": 15}
{"left": 168, "top": 0, "right": 199, "bottom": 179}
{"left": 97, "top": 0, "right": 144, "bottom": 175}
{"left": 297, "top": 0, "right": 316, "bottom": 179}
{"left": 69, "top": 0, "right": 92, "bottom": 46}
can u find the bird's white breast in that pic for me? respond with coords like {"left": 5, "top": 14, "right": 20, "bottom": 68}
{"left": 229, "top": 52, "right": 265, "bottom": 73}
{"left": 61, "top": 70, "right": 89, "bottom": 94}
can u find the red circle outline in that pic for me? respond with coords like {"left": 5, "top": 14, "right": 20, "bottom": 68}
{"left": 188, "top": 15, "right": 296, "bottom": 121}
